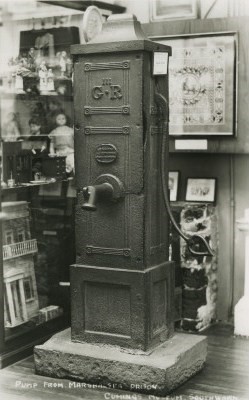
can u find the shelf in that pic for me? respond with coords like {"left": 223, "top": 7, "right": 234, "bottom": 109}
{"left": 39, "top": 0, "right": 126, "bottom": 14}
{"left": 0, "top": 92, "right": 73, "bottom": 101}
{"left": 0, "top": 13, "right": 76, "bottom": 367}
{"left": 2, "top": 179, "right": 72, "bottom": 191}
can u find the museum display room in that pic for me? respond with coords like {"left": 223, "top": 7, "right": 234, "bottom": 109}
{"left": 0, "top": 0, "right": 249, "bottom": 399}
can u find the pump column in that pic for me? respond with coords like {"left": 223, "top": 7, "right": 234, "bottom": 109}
{"left": 34, "top": 14, "right": 207, "bottom": 396}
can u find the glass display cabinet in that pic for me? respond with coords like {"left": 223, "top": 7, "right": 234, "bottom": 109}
{"left": 0, "top": 94, "right": 76, "bottom": 368}
{"left": 0, "top": 0, "right": 126, "bottom": 369}
{"left": 0, "top": 93, "right": 76, "bottom": 367}
{"left": 0, "top": 22, "right": 77, "bottom": 370}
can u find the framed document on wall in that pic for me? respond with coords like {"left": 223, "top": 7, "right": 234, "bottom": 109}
{"left": 152, "top": 32, "right": 237, "bottom": 137}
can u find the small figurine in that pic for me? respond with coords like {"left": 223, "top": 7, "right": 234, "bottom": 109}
{"left": 47, "top": 68, "right": 56, "bottom": 93}
{"left": 46, "top": 99, "right": 64, "bottom": 132}
{"left": 2, "top": 112, "right": 21, "bottom": 141}
{"left": 28, "top": 116, "right": 46, "bottom": 151}
{"left": 7, "top": 171, "right": 15, "bottom": 187}
{"left": 59, "top": 51, "right": 67, "bottom": 78}
{"left": 15, "top": 72, "right": 24, "bottom": 93}
{"left": 48, "top": 112, "right": 74, "bottom": 173}
{"left": 6, "top": 58, "right": 17, "bottom": 92}
{"left": 15, "top": 57, "right": 32, "bottom": 94}
{"left": 27, "top": 47, "right": 36, "bottom": 72}
{"left": 66, "top": 56, "right": 73, "bottom": 78}
{"left": 28, "top": 117, "right": 42, "bottom": 139}
{"left": 56, "top": 84, "right": 67, "bottom": 95}
{"left": 39, "top": 61, "right": 48, "bottom": 93}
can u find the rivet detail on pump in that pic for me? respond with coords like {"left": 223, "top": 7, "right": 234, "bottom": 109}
{"left": 86, "top": 245, "right": 131, "bottom": 257}
{"left": 84, "top": 126, "right": 131, "bottom": 135}
{"left": 84, "top": 105, "right": 130, "bottom": 115}
{"left": 84, "top": 61, "right": 130, "bottom": 71}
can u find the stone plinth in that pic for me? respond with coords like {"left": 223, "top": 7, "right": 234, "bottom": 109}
{"left": 34, "top": 328, "right": 207, "bottom": 396}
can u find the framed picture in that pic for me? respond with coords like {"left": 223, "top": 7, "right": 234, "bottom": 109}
{"left": 152, "top": 32, "right": 237, "bottom": 137}
{"left": 169, "top": 171, "right": 180, "bottom": 201}
{"left": 185, "top": 178, "right": 216, "bottom": 203}
{"left": 150, "top": 0, "right": 197, "bottom": 21}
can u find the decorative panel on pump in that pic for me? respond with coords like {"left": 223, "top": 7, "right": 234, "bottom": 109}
{"left": 74, "top": 52, "right": 144, "bottom": 269}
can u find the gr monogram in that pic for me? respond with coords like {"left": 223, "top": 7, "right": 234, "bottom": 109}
{"left": 92, "top": 78, "right": 123, "bottom": 100}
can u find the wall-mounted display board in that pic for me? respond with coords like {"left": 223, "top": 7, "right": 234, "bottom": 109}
{"left": 0, "top": 9, "right": 78, "bottom": 368}
{"left": 144, "top": 17, "right": 249, "bottom": 154}
{"left": 153, "top": 32, "right": 237, "bottom": 138}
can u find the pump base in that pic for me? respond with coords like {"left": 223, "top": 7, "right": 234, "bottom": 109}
{"left": 34, "top": 328, "right": 207, "bottom": 396}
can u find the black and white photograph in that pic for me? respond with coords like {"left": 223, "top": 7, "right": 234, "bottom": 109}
{"left": 169, "top": 170, "right": 180, "bottom": 201}
{"left": 0, "top": 1, "right": 249, "bottom": 400}
{"left": 185, "top": 177, "right": 216, "bottom": 202}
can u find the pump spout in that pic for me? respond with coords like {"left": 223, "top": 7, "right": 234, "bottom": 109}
{"left": 82, "top": 183, "right": 114, "bottom": 211}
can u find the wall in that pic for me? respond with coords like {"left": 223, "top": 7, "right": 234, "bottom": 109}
{"left": 143, "top": 16, "right": 249, "bottom": 320}
{"left": 116, "top": 0, "right": 249, "bottom": 22}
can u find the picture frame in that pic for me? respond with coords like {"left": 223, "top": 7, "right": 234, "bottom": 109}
{"left": 152, "top": 32, "right": 237, "bottom": 137}
{"left": 150, "top": 0, "right": 197, "bottom": 21}
{"left": 185, "top": 178, "right": 217, "bottom": 203}
{"left": 169, "top": 171, "right": 180, "bottom": 201}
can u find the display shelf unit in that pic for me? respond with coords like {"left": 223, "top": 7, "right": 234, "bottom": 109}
{"left": 1, "top": 93, "right": 73, "bottom": 101}
{"left": 40, "top": 0, "right": 126, "bottom": 14}
{"left": 0, "top": 18, "right": 77, "bottom": 366}
{"left": 0, "top": 177, "right": 75, "bottom": 367}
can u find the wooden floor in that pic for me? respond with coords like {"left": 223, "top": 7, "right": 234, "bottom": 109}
{"left": 0, "top": 323, "right": 249, "bottom": 400}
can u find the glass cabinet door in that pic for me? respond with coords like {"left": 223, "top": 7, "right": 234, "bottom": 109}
{"left": 0, "top": 102, "right": 75, "bottom": 366}
{"left": 0, "top": 1, "right": 79, "bottom": 365}
{"left": 1, "top": 180, "right": 75, "bottom": 336}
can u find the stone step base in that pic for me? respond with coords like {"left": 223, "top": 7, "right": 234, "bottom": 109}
{"left": 34, "top": 328, "right": 207, "bottom": 396}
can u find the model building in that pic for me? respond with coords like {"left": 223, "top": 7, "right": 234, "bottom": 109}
{"left": 2, "top": 201, "right": 39, "bottom": 328}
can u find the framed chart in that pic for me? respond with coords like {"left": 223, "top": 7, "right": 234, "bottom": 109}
{"left": 152, "top": 32, "right": 237, "bottom": 137}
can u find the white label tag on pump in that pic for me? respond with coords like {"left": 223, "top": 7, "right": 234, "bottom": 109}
{"left": 153, "top": 52, "right": 168, "bottom": 75}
